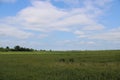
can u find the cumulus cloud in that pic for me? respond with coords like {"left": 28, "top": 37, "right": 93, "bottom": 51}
{"left": 57, "top": 40, "right": 96, "bottom": 46}
{"left": 0, "top": 24, "right": 33, "bottom": 39}
{"left": 38, "top": 34, "right": 48, "bottom": 39}
{"left": 74, "top": 30, "right": 84, "bottom": 35}
{"left": 0, "top": 0, "right": 113, "bottom": 39}
{"left": 75, "top": 26, "right": 120, "bottom": 43}
{"left": 74, "top": 30, "right": 87, "bottom": 38}
{"left": 90, "top": 27, "right": 120, "bottom": 41}
{"left": 8, "top": 1, "right": 104, "bottom": 29}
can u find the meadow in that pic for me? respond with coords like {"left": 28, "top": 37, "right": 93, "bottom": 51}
{"left": 0, "top": 50, "right": 120, "bottom": 80}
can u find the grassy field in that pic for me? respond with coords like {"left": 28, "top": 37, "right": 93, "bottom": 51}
{"left": 0, "top": 50, "right": 120, "bottom": 80}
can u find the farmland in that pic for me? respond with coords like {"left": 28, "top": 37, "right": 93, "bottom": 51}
{"left": 0, "top": 50, "right": 120, "bottom": 80}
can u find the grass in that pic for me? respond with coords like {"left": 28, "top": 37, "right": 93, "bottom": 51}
{"left": 0, "top": 50, "right": 120, "bottom": 80}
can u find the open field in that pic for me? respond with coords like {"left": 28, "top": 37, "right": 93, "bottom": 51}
{"left": 0, "top": 50, "right": 120, "bottom": 80}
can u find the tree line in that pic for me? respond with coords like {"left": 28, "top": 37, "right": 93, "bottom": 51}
{"left": 0, "top": 45, "right": 34, "bottom": 52}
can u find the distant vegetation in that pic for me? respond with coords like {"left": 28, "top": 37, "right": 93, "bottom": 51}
{"left": 0, "top": 45, "right": 34, "bottom": 51}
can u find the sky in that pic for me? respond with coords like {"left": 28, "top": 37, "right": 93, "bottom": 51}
{"left": 0, "top": 0, "right": 120, "bottom": 50}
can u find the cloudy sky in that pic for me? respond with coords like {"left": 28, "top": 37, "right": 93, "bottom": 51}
{"left": 0, "top": 0, "right": 120, "bottom": 50}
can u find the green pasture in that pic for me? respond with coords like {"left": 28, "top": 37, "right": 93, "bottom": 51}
{"left": 0, "top": 50, "right": 120, "bottom": 80}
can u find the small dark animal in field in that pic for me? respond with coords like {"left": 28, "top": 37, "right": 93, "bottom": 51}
{"left": 59, "top": 58, "right": 65, "bottom": 62}
{"left": 69, "top": 58, "right": 74, "bottom": 63}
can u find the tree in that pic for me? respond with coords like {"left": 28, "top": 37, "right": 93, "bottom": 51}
{"left": 6, "top": 46, "right": 10, "bottom": 51}
{"left": 6, "top": 46, "right": 9, "bottom": 49}
{"left": 14, "top": 45, "right": 20, "bottom": 51}
{"left": 0, "top": 45, "right": 35, "bottom": 52}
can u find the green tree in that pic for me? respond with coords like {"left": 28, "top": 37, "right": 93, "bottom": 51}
{"left": 14, "top": 45, "right": 20, "bottom": 51}
{"left": 6, "top": 46, "right": 9, "bottom": 49}
{"left": 6, "top": 46, "right": 10, "bottom": 51}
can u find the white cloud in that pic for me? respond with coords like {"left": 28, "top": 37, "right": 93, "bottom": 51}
{"left": 17, "top": 0, "right": 105, "bottom": 31}
{"left": 57, "top": 40, "right": 96, "bottom": 46}
{"left": 0, "top": 24, "right": 33, "bottom": 39}
{"left": 82, "top": 24, "right": 105, "bottom": 30}
{"left": 74, "top": 30, "right": 87, "bottom": 38}
{"left": 74, "top": 30, "right": 84, "bottom": 35}
{"left": 90, "top": 27, "right": 120, "bottom": 41}
{"left": 0, "top": 0, "right": 113, "bottom": 39}
{"left": 79, "top": 41, "right": 96, "bottom": 45}
{"left": 38, "top": 34, "right": 48, "bottom": 39}
{"left": 16, "top": 1, "right": 68, "bottom": 32}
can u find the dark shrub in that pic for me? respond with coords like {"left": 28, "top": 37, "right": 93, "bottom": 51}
{"left": 59, "top": 58, "right": 65, "bottom": 62}
{"left": 69, "top": 58, "right": 74, "bottom": 63}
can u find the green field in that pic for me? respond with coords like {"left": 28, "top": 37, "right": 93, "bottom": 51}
{"left": 0, "top": 50, "right": 120, "bottom": 80}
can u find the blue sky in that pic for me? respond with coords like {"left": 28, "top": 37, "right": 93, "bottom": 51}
{"left": 0, "top": 0, "right": 120, "bottom": 50}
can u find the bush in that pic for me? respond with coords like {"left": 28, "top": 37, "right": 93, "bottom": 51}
{"left": 59, "top": 58, "right": 65, "bottom": 62}
{"left": 69, "top": 58, "right": 74, "bottom": 63}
